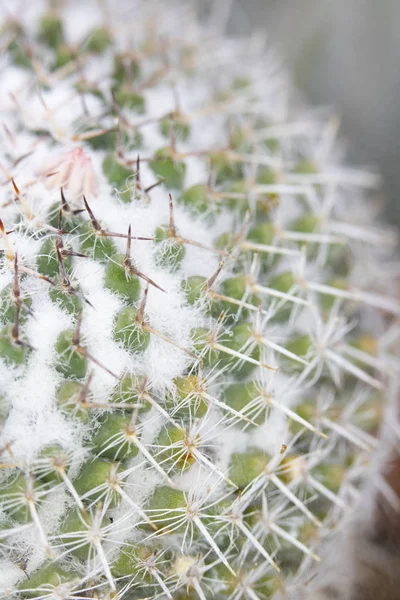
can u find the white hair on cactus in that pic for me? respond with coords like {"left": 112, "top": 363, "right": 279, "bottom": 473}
{"left": 0, "top": 1, "right": 398, "bottom": 599}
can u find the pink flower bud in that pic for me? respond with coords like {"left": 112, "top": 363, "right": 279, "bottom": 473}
{"left": 38, "top": 147, "right": 97, "bottom": 200}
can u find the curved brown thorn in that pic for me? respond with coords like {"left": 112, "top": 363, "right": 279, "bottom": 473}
{"left": 58, "top": 207, "right": 63, "bottom": 233}
{"left": 135, "top": 155, "right": 141, "bottom": 190}
{"left": 11, "top": 177, "right": 21, "bottom": 196}
{"left": 83, "top": 196, "right": 102, "bottom": 232}
{"left": 144, "top": 178, "right": 165, "bottom": 193}
{"left": 168, "top": 194, "right": 176, "bottom": 238}
{"left": 10, "top": 254, "right": 23, "bottom": 345}
{"left": 169, "top": 121, "right": 176, "bottom": 153}
{"left": 78, "top": 369, "right": 94, "bottom": 406}
{"left": 56, "top": 243, "right": 70, "bottom": 288}
{"left": 61, "top": 249, "right": 87, "bottom": 258}
{"left": 133, "top": 269, "right": 166, "bottom": 293}
{"left": 0, "top": 219, "right": 14, "bottom": 260}
{"left": 136, "top": 285, "right": 149, "bottom": 326}
{"left": 72, "top": 314, "right": 117, "bottom": 379}
{"left": 61, "top": 187, "right": 85, "bottom": 216}
{"left": 11, "top": 305, "right": 22, "bottom": 347}
{"left": 60, "top": 187, "right": 70, "bottom": 214}
{"left": 123, "top": 226, "right": 166, "bottom": 293}
{"left": 104, "top": 232, "right": 154, "bottom": 241}
{"left": 55, "top": 247, "right": 93, "bottom": 308}
{"left": 204, "top": 259, "right": 225, "bottom": 291}
{"left": 83, "top": 201, "right": 152, "bottom": 241}
{"left": 124, "top": 225, "right": 132, "bottom": 267}
{"left": 13, "top": 253, "right": 21, "bottom": 308}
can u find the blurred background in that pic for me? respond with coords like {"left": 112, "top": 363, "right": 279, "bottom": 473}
{"left": 200, "top": 0, "right": 400, "bottom": 228}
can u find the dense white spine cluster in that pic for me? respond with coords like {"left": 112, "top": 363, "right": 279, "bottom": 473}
{"left": 0, "top": 1, "right": 399, "bottom": 599}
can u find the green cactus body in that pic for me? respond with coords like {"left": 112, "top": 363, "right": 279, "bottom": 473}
{"left": 0, "top": 3, "right": 398, "bottom": 599}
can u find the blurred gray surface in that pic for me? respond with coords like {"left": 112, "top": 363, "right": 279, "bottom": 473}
{"left": 212, "top": 0, "right": 400, "bottom": 227}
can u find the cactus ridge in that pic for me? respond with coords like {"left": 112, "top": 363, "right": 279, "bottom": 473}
{"left": 0, "top": 1, "right": 399, "bottom": 599}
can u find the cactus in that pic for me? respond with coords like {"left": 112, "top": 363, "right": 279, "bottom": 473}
{"left": 0, "top": 1, "right": 399, "bottom": 599}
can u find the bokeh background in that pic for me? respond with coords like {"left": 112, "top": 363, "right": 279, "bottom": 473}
{"left": 200, "top": 0, "right": 400, "bottom": 228}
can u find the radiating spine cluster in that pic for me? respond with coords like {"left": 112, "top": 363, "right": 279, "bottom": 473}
{"left": 0, "top": 1, "right": 399, "bottom": 599}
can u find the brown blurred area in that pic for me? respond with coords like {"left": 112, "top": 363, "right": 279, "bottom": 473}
{"left": 199, "top": 0, "right": 400, "bottom": 229}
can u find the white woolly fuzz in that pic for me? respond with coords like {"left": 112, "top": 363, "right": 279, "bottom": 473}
{"left": 0, "top": 2, "right": 398, "bottom": 599}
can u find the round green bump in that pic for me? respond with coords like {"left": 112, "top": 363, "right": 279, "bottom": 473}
{"left": 75, "top": 80, "right": 104, "bottom": 100}
{"left": 175, "top": 375, "right": 199, "bottom": 401}
{"left": 223, "top": 180, "right": 250, "bottom": 214}
{"left": 104, "top": 254, "right": 141, "bottom": 303}
{"left": 160, "top": 115, "right": 190, "bottom": 141}
{"left": 286, "top": 335, "right": 312, "bottom": 360}
{"left": 57, "top": 380, "right": 89, "bottom": 422}
{"left": 156, "top": 425, "right": 192, "bottom": 472}
{"left": 149, "top": 147, "right": 186, "bottom": 189}
{"left": 79, "top": 221, "right": 116, "bottom": 261}
{"left": 264, "top": 136, "right": 280, "bottom": 154}
{"left": 73, "top": 459, "right": 120, "bottom": 505}
{"left": 215, "top": 231, "right": 237, "bottom": 252}
{"left": 166, "top": 375, "right": 207, "bottom": 419}
{"left": 18, "top": 562, "right": 75, "bottom": 595}
{"left": 7, "top": 39, "right": 32, "bottom": 69}
{"left": 257, "top": 166, "right": 277, "bottom": 186}
{"left": 179, "top": 184, "right": 209, "bottom": 214}
{"left": 182, "top": 275, "right": 206, "bottom": 305}
{"left": 0, "top": 472, "right": 30, "bottom": 522}
{"left": 229, "top": 448, "right": 269, "bottom": 489}
{"left": 59, "top": 511, "right": 94, "bottom": 561}
{"left": 37, "top": 444, "right": 68, "bottom": 483}
{"left": 155, "top": 225, "right": 185, "bottom": 270}
{"left": 47, "top": 203, "right": 82, "bottom": 233}
{"left": 113, "top": 53, "right": 140, "bottom": 84}
{"left": 49, "top": 287, "right": 82, "bottom": 316}
{"left": 219, "top": 321, "right": 260, "bottom": 378}
{"left": 92, "top": 413, "right": 139, "bottom": 460}
{"left": 146, "top": 485, "right": 186, "bottom": 530}
{"left": 319, "top": 278, "right": 348, "bottom": 313}
{"left": 113, "top": 307, "right": 150, "bottom": 353}
{"left": 37, "top": 238, "right": 72, "bottom": 278}
{"left": 230, "top": 126, "right": 251, "bottom": 152}
{"left": 268, "top": 271, "right": 296, "bottom": 294}
{"left": 297, "top": 400, "right": 317, "bottom": 423}
{"left": 291, "top": 213, "right": 319, "bottom": 234}
{"left": 209, "top": 150, "right": 243, "bottom": 185}
{"left": 38, "top": 14, "right": 64, "bottom": 49}
{"left": 267, "top": 271, "right": 298, "bottom": 321}
{"left": 218, "top": 274, "right": 260, "bottom": 317}
{"left": 312, "top": 462, "right": 345, "bottom": 494}
{"left": 223, "top": 382, "right": 264, "bottom": 426}
{"left": 112, "top": 544, "right": 154, "bottom": 580}
{"left": 102, "top": 153, "right": 134, "bottom": 202}
{"left": 353, "top": 394, "right": 383, "bottom": 432}
{"left": 293, "top": 158, "right": 318, "bottom": 175}
{"left": 247, "top": 222, "right": 275, "bottom": 246}
{"left": 114, "top": 87, "right": 145, "bottom": 113}
{"left": 111, "top": 373, "right": 149, "bottom": 409}
{"left": 255, "top": 168, "right": 279, "bottom": 216}
{"left": 55, "top": 330, "right": 88, "bottom": 380}
{"left": 0, "top": 285, "right": 31, "bottom": 324}
{"left": 0, "top": 325, "right": 27, "bottom": 365}
{"left": 233, "top": 76, "right": 251, "bottom": 90}
{"left": 53, "top": 44, "right": 75, "bottom": 69}
{"left": 84, "top": 128, "right": 117, "bottom": 151}
{"left": 124, "top": 129, "right": 144, "bottom": 150}
{"left": 86, "top": 27, "right": 113, "bottom": 54}
{"left": 191, "top": 327, "right": 219, "bottom": 368}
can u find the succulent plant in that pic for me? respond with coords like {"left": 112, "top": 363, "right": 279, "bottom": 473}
{"left": 0, "top": 1, "right": 399, "bottom": 599}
